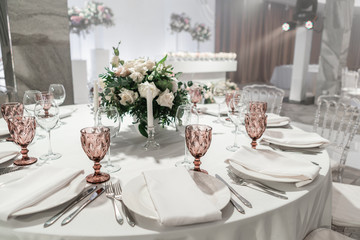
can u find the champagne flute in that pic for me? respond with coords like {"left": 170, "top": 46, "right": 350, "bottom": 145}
{"left": 95, "top": 106, "right": 121, "bottom": 173}
{"left": 226, "top": 97, "right": 243, "bottom": 152}
{"left": 185, "top": 124, "right": 212, "bottom": 174}
{"left": 80, "top": 126, "right": 110, "bottom": 184}
{"left": 34, "top": 99, "right": 62, "bottom": 161}
{"left": 8, "top": 116, "right": 37, "bottom": 166}
{"left": 175, "top": 105, "right": 199, "bottom": 168}
{"left": 49, "top": 84, "right": 66, "bottom": 125}
{"left": 212, "top": 85, "right": 226, "bottom": 123}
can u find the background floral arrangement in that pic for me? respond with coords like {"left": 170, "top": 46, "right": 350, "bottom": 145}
{"left": 169, "top": 13, "right": 191, "bottom": 33}
{"left": 99, "top": 42, "right": 188, "bottom": 137}
{"left": 190, "top": 23, "right": 211, "bottom": 42}
{"left": 68, "top": 1, "right": 114, "bottom": 35}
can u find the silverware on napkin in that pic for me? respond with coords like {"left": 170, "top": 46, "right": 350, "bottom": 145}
{"left": 61, "top": 187, "right": 105, "bottom": 226}
{"left": 44, "top": 185, "right": 97, "bottom": 227}
{"left": 0, "top": 166, "right": 22, "bottom": 175}
{"left": 113, "top": 182, "right": 135, "bottom": 227}
{"left": 215, "top": 174, "right": 252, "bottom": 208}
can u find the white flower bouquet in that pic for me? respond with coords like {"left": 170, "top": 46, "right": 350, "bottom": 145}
{"left": 169, "top": 13, "right": 191, "bottom": 33}
{"left": 99, "top": 42, "right": 188, "bottom": 137}
{"left": 190, "top": 23, "right": 211, "bottom": 42}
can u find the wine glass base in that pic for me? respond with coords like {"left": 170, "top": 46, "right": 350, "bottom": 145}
{"left": 86, "top": 172, "right": 110, "bottom": 184}
{"left": 103, "top": 164, "right": 121, "bottom": 173}
{"left": 226, "top": 145, "right": 240, "bottom": 152}
{"left": 39, "top": 153, "right": 62, "bottom": 161}
{"left": 175, "top": 160, "right": 192, "bottom": 169}
{"left": 191, "top": 169, "right": 208, "bottom": 174}
{"left": 14, "top": 157, "right": 37, "bottom": 166}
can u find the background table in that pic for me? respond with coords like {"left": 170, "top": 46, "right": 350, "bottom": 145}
{"left": 0, "top": 104, "right": 331, "bottom": 240}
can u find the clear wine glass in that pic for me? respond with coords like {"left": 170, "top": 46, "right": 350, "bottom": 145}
{"left": 8, "top": 116, "right": 37, "bottom": 166}
{"left": 95, "top": 106, "right": 121, "bottom": 173}
{"left": 34, "top": 99, "right": 62, "bottom": 161}
{"left": 1, "top": 102, "right": 24, "bottom": 142}
{"left": 23, "top": 90, "right": 45, "bottom": 141}
{"left": 185, "top": 124, "right": 212, "bottom": 174}
{"left": 49, "top": 84, "right": 66, "bottom": 125}
{"left": 226, "top": 97, "right": 243, "bottom": 152}
{"left": 212, "top": 85, "right": 226, "bottom": 123}
{"left": 175, "top": 105, "right": 199, "bottom": 168}
{"left": 80, "top": 126, "right": 110, "bottom": 184}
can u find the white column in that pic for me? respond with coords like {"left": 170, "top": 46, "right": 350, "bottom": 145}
{"left": 289, "top": 26, "right": 313, "bottom": 102}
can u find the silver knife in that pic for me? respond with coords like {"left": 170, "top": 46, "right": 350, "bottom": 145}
{"left": 215, "top": 174, "right": 252, "bottom": 208}
{"left": 61, "top": 187, "right": 105, "bottom": 226}
{"left": 230, "top": 197, "right": 245, "bottom": 214}
{"left": 44, "top": 185, "right": 97, "bottom": 227}
{"left": 0, "top": 166, "right": 22, "bottom": 175}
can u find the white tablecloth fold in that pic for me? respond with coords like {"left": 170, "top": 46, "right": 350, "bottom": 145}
{"left": 266, "top": 113, "right": 290, "bottom": 126}
{"left": 0, "top": 165, "right": 84, "bottom": 221}
{"left": 227, "top": 146, "right": 321, "bottom": 187}
{"left": 142, "top": 167, "right": 222, "bottom": 226}
{"left": 0, "top": 118, "right": 9, "bottom": 136}
{"left": 263, "top": 128, "right": 329, "bottom": 147}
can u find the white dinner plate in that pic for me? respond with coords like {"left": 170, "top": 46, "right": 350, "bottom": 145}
{"left": 11, "top": 173, "right": 86, "bottom": 216}
{"left": 267, "top": 120, "right": 290, "bottom": 127}
{"left": 122, "top": 171, "right": 231, "bottom": 220}
{"left": 0, "top": 151, "right": 19, "bottom": 165}
{"left": 229, "top": 160, "right": 302, "bottom": 183}
{"left": 0, "top": 142, "right": 20, "bottom": 164}
{"left": 0, "top": 118, "right": 9, "bottom": 136}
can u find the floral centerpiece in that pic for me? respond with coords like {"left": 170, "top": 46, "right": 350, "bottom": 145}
{"left": 190, "top": 23, "right": 211, "bottom": 42}
{"left": 169, "top": 13, "right": 191, "bottom": 33}
{"left": 99, "top": 42, "right": 188, "bottom": 137}
{"left": 68, "top": 1, "right": 114, "bottom": 35}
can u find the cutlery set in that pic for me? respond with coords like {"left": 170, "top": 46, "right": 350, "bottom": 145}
{"left": 44, "top": 182, "right": 135, "bottom": 228}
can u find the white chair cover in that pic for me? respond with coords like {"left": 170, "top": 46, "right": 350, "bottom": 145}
{"left": 304, "top": 228, "right": 354, "bottom": 240}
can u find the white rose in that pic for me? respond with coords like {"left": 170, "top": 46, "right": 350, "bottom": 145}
{"left": 105, "top": 95, "right": 112, "bottom": 101}
{"left": 145, "top": 60, "right": 155, "bottom": 71}
{"left": 111, "top": 56, "right": 120, "bottom": 67}
{"left": 156, "top": 89, "right": 174, "bottom": 109}
{"left": 115, "top": 66, "right": 130, "bottom": 77}
{"left": 129, "top": 72, "right": 144, "bottom": 83}
{"left": 133, "top": 63, "right": 148, "bottom": 75}
{"left": 123, "top": 60, "right": 135, "bottom": 69}
{"left": 118, "top": 89, "right": 138, "bottom": 106}
{"left": 171, "top": 78, "right": 178, "bottom": 92}
{"left": 138, "top": 81, "right": 160, "bottom": 99}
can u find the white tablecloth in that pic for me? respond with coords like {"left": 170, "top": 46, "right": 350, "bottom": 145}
{"left": 0, "top": 104, "right": 331, "bottom": 240}
{"left": 270, "top": 65, "right": 319, "bottom": 92}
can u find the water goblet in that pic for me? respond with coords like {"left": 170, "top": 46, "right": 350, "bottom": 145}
{"left": 212, "top": 85, "right": 226, "bottom": 123}
{"left": 80, "top": 126, "right": 110, "bottom": 184}
{"left": 95, "top": 106, "right": 121, "bottom": 173}
{"left": 49, "top": 84, "right": 66, "bottom": 125}
{"left": 185, "top": 124, "right": 212, "bottom": 174}
{"left": 245, "top": 113, "right": 267, "bottom": 149}
{"left": 34, "top": 100, "right": 62, "bottom": 161}
{"left": 1, "top": 102, "right": 24, "bottom": 142}
{"left": 8, "top": 116, "right": 37, "bottom": 166}
{"left": 248, "top": 101, "right": 267, "bottom": 114}
{"left": 188, "top": 86, "right": 202, "bottom": 109}
{"left": 175, "top": 105, "right": 199, "bottom": 168}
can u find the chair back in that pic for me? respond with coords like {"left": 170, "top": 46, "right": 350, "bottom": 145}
{"left": 313, "top": 95, "right": 360, "bottom": 179}
{"left": 0, "top": 86, "right": 18, "bottom": 107}
{"left": 242, "top": 84, "right": 284, "bottom": 114}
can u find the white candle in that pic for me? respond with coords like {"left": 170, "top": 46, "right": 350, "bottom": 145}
{"left": 93, "top": 80, "right": 99, "bottom": 114}
{"left": 146, "top": 89, "right": 154, "bottom": 128}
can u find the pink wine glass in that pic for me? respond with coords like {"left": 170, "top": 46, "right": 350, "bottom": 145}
{"left": 185, "top": 124, "right": 212, "bottom": 174}
{"left": 41, "top": 91, "right": 54, "bottom": 117}
{"left": 1, "top": 102, "right": 24, "bottom": 142}
{"left": 80, "top": 126, "right": 110, "bottom": 184}
{"left": 189, "top": 87, "right": 202, "bottom": 108}
{"left": 225, "top": 90, "right": 240, "bottom": 121}
{"left": 8, "top": 116, "right": 37, "bottom": 166}
{"left": 245, "top": 113, "right": 267, "bottom": 149}
{"left": 248, "top": 101, "right": 267, "bottom": 114}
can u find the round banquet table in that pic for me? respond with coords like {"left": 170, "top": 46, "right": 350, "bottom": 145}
{"left": 0, "top": 104, "right": 331, "bottom": 240}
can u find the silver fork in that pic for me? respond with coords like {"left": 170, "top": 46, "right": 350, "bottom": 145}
{"left": 105, "top": 182, "right": 123, "bottom": 225}
{"left": 113, "top": 182, "right": 135, "bottom": 227}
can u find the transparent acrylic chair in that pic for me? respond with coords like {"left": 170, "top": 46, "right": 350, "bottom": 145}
{"left": 242, "top": 84, "right": 285, "bottom": 114}
{"left": 313, "top": 95, "right": 360, "bottom": 182}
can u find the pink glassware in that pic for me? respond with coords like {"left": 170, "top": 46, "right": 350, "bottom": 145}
{"left": 189, "top": 87, "right": 202, "bottom": 108}
{"left": 248, "top": 101, "right": 267, "bottom": 114}
{"left": 41, "top": 91, "right": 54, "bottom": 117}
{"left": 1, "top": 102, "right": 24, "bottom": 142}
{"left": 185, "top": 124, "right": 212, "bottom": 174}
{"left": 225, "top": 90, "right": 240, "bottom": 121}
{"left": 245, "top": 113, "right": 267, "bottom": 149}
{"left": 8, "top": 116, "right": 37, "bottom": 166}
{"left": 80, "top": 127, "right": 110, "bottom": 184}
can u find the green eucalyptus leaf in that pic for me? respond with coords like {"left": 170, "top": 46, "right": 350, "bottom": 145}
{"left": 139, "top": 121, "right": 148, "bottom": 138}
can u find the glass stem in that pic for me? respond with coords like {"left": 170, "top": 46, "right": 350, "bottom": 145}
{"left": 47, "top": 130, "right": 53, "bottom": 156}
{"left": 184, "top": 140, "right": 189, "bottom": 163}
{"left": 217, "top": 103, "right": 221, "bottom": 121}
{"left": 233, "top": 125, "right": 239, "bottom": 147}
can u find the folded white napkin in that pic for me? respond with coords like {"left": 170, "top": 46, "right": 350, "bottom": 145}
{"left": 0, "top": 151, "right": 18, "bottom": 164}
{"left": 0, "top": 165, "right": 84, "bottom": 221}
{"left": 228, "top": 146, "right": 321, "bottom": 187}
{"left": 143, "top": 167, "right": 222, "bottom": 226}
{"left": 59, "top": 107, "right": 76, "bottom": 119}
{"left": 266, "top": 113, "right": 290, "bottom": 126}
{"left": 0, "top": 118, "right": 9, "bottom": 136}
{"left": 263, "top": 128, "right": 329, "bottom": 147}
